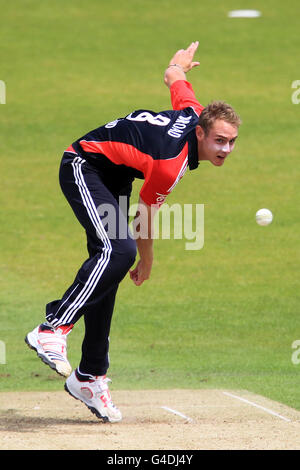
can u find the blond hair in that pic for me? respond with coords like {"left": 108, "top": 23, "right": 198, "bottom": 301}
{"left": 198, "top": 101, "right": 242, "bottom": 134}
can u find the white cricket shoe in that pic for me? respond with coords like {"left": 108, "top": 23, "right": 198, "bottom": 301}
{"left": 25, "top": 323, "right": 73, "bottom": 377}
{"left": 65, "top": 370, "right": 122, "bottom": 423}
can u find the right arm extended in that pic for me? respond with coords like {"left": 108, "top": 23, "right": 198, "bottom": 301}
{"left": 129, "top": 197, "right": 158, "bottom": 286}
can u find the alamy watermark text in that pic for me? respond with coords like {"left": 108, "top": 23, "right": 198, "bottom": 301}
{"left": 0, "top": 80, "right": 6, "bottom": 104}
{"left": 291, "top": 80, "right": 300, "bottom": 104}
{"left": 97, "top": 197, "right": 204, "bottom": 250}
{"left": 0, "top": 341, "right": 6, "bottom": 364}
{"left": 291, "top": 340, "right": 300, "bottom": 364}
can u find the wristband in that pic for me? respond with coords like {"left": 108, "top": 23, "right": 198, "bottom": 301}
{"left": 167, "top": 64, "right": 185, "bottom": 72}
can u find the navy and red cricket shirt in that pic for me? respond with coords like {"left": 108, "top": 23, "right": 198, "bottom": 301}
{"left": 66, "top": 80, "right": 204, "bottom": 207}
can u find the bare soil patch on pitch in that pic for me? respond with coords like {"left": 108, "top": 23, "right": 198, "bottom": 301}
{"left": 0, "top": 389, "right": 300, "bottom": 450}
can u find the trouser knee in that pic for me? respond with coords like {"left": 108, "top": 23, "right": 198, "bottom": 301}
{"left": 113, "top": 237, "right": 137, "bottom": 273}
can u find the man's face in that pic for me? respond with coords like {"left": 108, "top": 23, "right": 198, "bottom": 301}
{"left": 196, "top": 119, "right": 238, "bottom": 166}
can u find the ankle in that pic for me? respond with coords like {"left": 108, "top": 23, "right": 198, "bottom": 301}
{"left": 75, "top": 368, "right": 100, "bottom": 382}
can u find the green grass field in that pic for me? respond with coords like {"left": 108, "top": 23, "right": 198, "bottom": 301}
{"left": 1, "top": 0, "right": 300, "bottom": 410}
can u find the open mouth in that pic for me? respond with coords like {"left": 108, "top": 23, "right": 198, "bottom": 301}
{"left": 214, "top": 155, "right": 226, "bottom": 165}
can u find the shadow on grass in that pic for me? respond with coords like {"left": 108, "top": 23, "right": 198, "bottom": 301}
{"left": 0, "top": 409, "right": 106, "bottom": 432}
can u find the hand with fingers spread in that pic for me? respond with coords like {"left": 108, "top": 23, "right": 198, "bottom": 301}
{"left": 169, "top": 41, "right": 200, "bottom": 72}
{"left": 164, "top": 41, "right": 200, "bottom": 88}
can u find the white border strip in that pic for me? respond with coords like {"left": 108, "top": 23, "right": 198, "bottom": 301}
{"left": 161, "top": 406, "right": 193, "bottom": 422}
{"left": 223, "top": 392, "right": 291, "bottom": 422}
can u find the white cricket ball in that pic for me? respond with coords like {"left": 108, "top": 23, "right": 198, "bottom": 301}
{"left": 255, "top": 208, "right": 273, "bottom": 226}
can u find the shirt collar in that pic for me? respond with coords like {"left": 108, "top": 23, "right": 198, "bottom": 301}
{"left": 187, "top": 129, "right": 199, "bottom": 170}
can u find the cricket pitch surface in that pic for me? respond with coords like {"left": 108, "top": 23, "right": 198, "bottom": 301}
{"left": 1, "top": 389, "right": 300, "bottom": 450}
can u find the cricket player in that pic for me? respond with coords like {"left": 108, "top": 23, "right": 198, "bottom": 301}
{"left": 25, "top": 42, "right": 241, "bottom": 422}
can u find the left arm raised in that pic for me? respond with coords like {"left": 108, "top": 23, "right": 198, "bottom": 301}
{"left": 164, "top": 42, "right": 204, "bottom": 114}
{"left": 164, "top": 41, "right": 200, "bottom": 89}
